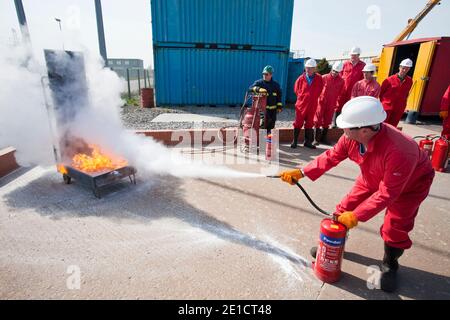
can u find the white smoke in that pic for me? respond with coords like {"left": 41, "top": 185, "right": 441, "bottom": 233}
{"left": 0, "top": 43, "right": 54, "bottom": 166}
{"left": 0, "top": 42, "right": 261, "bottom": 179}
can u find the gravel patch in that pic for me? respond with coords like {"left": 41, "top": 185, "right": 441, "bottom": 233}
{"left": 121, "top": 105, "right": 296, "bottom": 130}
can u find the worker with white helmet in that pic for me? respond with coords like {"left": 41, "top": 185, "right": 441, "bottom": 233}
{"left": 291, "top": 58, "right": 324, "bottom": 149}
{"left": 334, "top": 47, "right": 366, "bottom": 127}
{"left": 351, "top": 63, "right": 381, "bottom": 98}
{"left": 313, "top": 61, "right": 345, "bottom": 146}
{"left": 379, "top": 58, "right": 414, "bottom": 127}
{"left": 278, "top": 96, "right": 435, "bottom": 292}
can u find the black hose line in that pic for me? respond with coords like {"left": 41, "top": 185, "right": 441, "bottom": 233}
{"left": 293, "top": 181, "right": 331, "bottom": 216}
{"left": 267, "top": 175, "right": 332, "bottom": 217}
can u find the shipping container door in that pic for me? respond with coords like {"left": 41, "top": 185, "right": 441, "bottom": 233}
{"left": 406, "top": 41, "right": 436, "bottom": 112}
{"left": 376, "top": 46, "right": 395, "bottom": 85}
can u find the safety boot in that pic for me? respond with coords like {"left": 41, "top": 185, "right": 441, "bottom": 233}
{"left": 380, "top": 243, "right": 404, "bottom": 293}
{"left": 304, "top": 129, "right": 316, "bottom": 149}
{"left": 320, "top": 128, "right": 331, "bottom": 145}
{"left": 290, "top": 128, "right": 300, "bottom": 148}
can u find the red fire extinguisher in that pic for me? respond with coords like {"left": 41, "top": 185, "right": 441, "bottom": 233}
{"left": 314, "top": 217, "right": 347, "bottom": 283}
{"left": 265, "top": 134, "right": 272, "bottom": 161}
{"left": 267, "top": 176, "right": 347, "bottom": 283}
{"left": 431, "top": 136, "right": 449, "bottom": 172}
{"left": 417, "top": 135, "right": 435, "bottom": 158}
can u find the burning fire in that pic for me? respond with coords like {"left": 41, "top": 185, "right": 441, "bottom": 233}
{"left": 71, "top": 144, "right": 128, "bottom": 172}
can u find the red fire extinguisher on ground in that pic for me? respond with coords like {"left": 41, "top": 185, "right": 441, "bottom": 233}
{"left": 267, "top": 176, "right": 348, "bottom": 283}
{"left": 431, "top": 136, "right": 449, "bottom": 172}
{"left": 416, "top": 135, "right": 435, "bottom": 158}
{"left": 314, "top": 217, "right": 347, "bottom": 283}
{"left": 414, "top": 135, "right": 450, "bottom": 172}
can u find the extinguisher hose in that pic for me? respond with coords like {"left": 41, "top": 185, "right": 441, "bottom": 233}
{"left": 267, "top": 175, "right": 332, "bottom": 217}
{"left": 294, "top": 181, "right": 332, "bottom": 217}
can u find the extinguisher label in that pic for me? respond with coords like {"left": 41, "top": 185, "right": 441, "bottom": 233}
{"left": 320, "top": 234, "right": 345, "bottom": 247}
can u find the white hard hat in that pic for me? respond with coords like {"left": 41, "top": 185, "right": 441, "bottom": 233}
{"left": 332, "top": 61, "right": 343, "bottom": 72}
{"left": 305, "top": 59, "right": 317, "bottom": 68}
{"left": 336, "top": 96, "right": 387, "bottom": 128}
{"left": 362, "top": 63, "right": 376, "bottom": 72}
{"left": 350, "top": 47, "right": 361, "bottom": 55}
{"left": 400, "top": 58, "right": 413, "bottom": 67}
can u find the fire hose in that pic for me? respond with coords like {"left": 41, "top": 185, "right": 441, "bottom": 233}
{"left": 266, "top": 175, "right": 334, "bottom": 219}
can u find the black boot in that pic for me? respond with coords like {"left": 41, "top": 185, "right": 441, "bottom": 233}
{"left": 290, "top": 128, "right": 300, "bottom": 148}
{"left": 304, "top": 129, "right": 316, "bottom": 149}
{"left": 380, "top": 243, "right": 404, "bottom": 292}
{"left": 313, "top": 128, "right": 322, "bottom": 146}
{"left": 320, "top": 128, "right": 330, "bottom": 145}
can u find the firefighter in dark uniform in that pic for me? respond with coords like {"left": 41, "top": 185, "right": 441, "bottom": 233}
{"left": 248, "top": 65, "right": 283, "bottom": 133}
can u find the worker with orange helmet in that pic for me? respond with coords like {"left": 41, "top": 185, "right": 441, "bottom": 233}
{"left": 279, "top": 96, "right": 434, "bottom": 292}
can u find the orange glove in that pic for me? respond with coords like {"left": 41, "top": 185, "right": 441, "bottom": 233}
{"left": 337, "top": 211, "right": 358, "bottom": 229}
{"left": 279, "top": 169, "right": 303, "bottom": 185}
{"left": 440, "top": 111, "right": 448, "bottom": 120}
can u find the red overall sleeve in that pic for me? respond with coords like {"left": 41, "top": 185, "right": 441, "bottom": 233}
{"left": 441, "top": 86, "right": 450, "bottom": 112}
{"left": 379, "top": 78, "right": 390, "bottom": 102}
{"left": 303, "top": 135, "right": 350, "bottom": 181}
{"left": 353, "top": 152, "right": 417, "bottom": 222}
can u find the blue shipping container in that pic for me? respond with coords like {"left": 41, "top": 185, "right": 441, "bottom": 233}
{"left": 153, "top": 47, "right": 289, "bottom": 105}
{"left": 151, "top": 0, "right": 294, "bottom": 50}
{"left": 286, "top": 58, "right": 305, "bottom": 103}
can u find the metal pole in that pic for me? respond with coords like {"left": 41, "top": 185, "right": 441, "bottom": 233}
{"left": 144, "top": 69, "right": 147, "bottom": 88}
{"left": 127, "top": 68, "right": 131, "bottom": 99}
{"left": 13, "top": 0, "right": 31, "bottom": 46}
{"left": 94, "top": 0, "right": 107, "bottom": 65}
{"left": 137, "top": 69, "right": 141, "bottom": 94}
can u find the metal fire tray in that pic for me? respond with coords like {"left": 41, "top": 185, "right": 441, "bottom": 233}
{"left": 62, "top": 165, "right": 136, "bottom": 198}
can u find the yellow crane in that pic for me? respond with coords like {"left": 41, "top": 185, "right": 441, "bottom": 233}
{"left": 373, "top": 0, "right": 441, "bottom": 66}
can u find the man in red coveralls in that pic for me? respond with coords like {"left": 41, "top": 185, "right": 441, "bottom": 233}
{"left": 333, "top": 47, "right": 366, "bottom": 127}
{"left": 439, "top": 84, "right": 450, "bottom": 137}
{"left": 291, "top": 59, "right": 324, "bottom": 149}
{"left": 351, "top": 63, "right": 380, "bottom": 99}
{"left": 313, "top": 61, "right": 344, "bottom": 146}
{"left": 380, "top": 58, "right": 414, "bottom": 127}
{"left": 279, "top": 96, "right": 435, "bottom": 292}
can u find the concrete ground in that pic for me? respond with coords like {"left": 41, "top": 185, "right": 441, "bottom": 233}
{"left": 0, "top": 123, "right": 449, "bottom": 299}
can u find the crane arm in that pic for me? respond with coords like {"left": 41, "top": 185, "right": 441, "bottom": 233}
{"left": 393, "top": 0, "right": 441, "bottom": 43}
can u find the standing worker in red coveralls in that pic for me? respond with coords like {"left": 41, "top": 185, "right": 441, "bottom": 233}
{"left": 313, "top": 61, "right": 345, "bottom": 146}
{"left": 278, "top": 96, "right": 434, "bottom": 292}
{"left": 351, "top": 63, "right": 380, "bottom": 99}
{"left": 439, "top": 84, "right": 450, "bottom": 137}
{"left": 333, "top": 47, "right": 366, "bottom": 127}
{"left": 291, "top": 59, "right": 324, "bottom": 149}
{"left": 380, "top": 59, "right": 414, "bottom": 127}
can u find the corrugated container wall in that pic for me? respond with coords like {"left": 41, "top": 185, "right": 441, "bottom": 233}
{"left": 154, "top": 48, "right": 289, "bottom": 105}
{"left": 151, "top": 0, "right": 294, "bottom": 106}
{"left": 151, "top": 0, "right": 294, "bottom": 49}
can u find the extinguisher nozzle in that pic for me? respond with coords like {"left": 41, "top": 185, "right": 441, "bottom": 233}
{"left": 266, "top": 175, "right": 281, "bottom": 178}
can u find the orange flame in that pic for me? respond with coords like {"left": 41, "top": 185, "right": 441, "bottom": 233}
{"left": 71, "top": 145, "right": 127, "bottom": 172}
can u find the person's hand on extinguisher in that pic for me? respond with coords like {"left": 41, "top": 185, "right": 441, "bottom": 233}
{"left": 335, "top": 211, "right": 358, "bottom": 229}
{"left": 279, "top": 168, "right": 303, "bottom": 185}
{"left": 440, "top": 111, "right": 448, "bottom": 120}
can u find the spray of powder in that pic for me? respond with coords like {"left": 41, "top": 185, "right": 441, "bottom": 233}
{"left": 0, "top": 43, "right": 262, "bottom": 179}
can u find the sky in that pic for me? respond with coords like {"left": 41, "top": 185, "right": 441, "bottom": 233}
{"left": 0, "top": 0, "right": 449, "bottom": 68}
